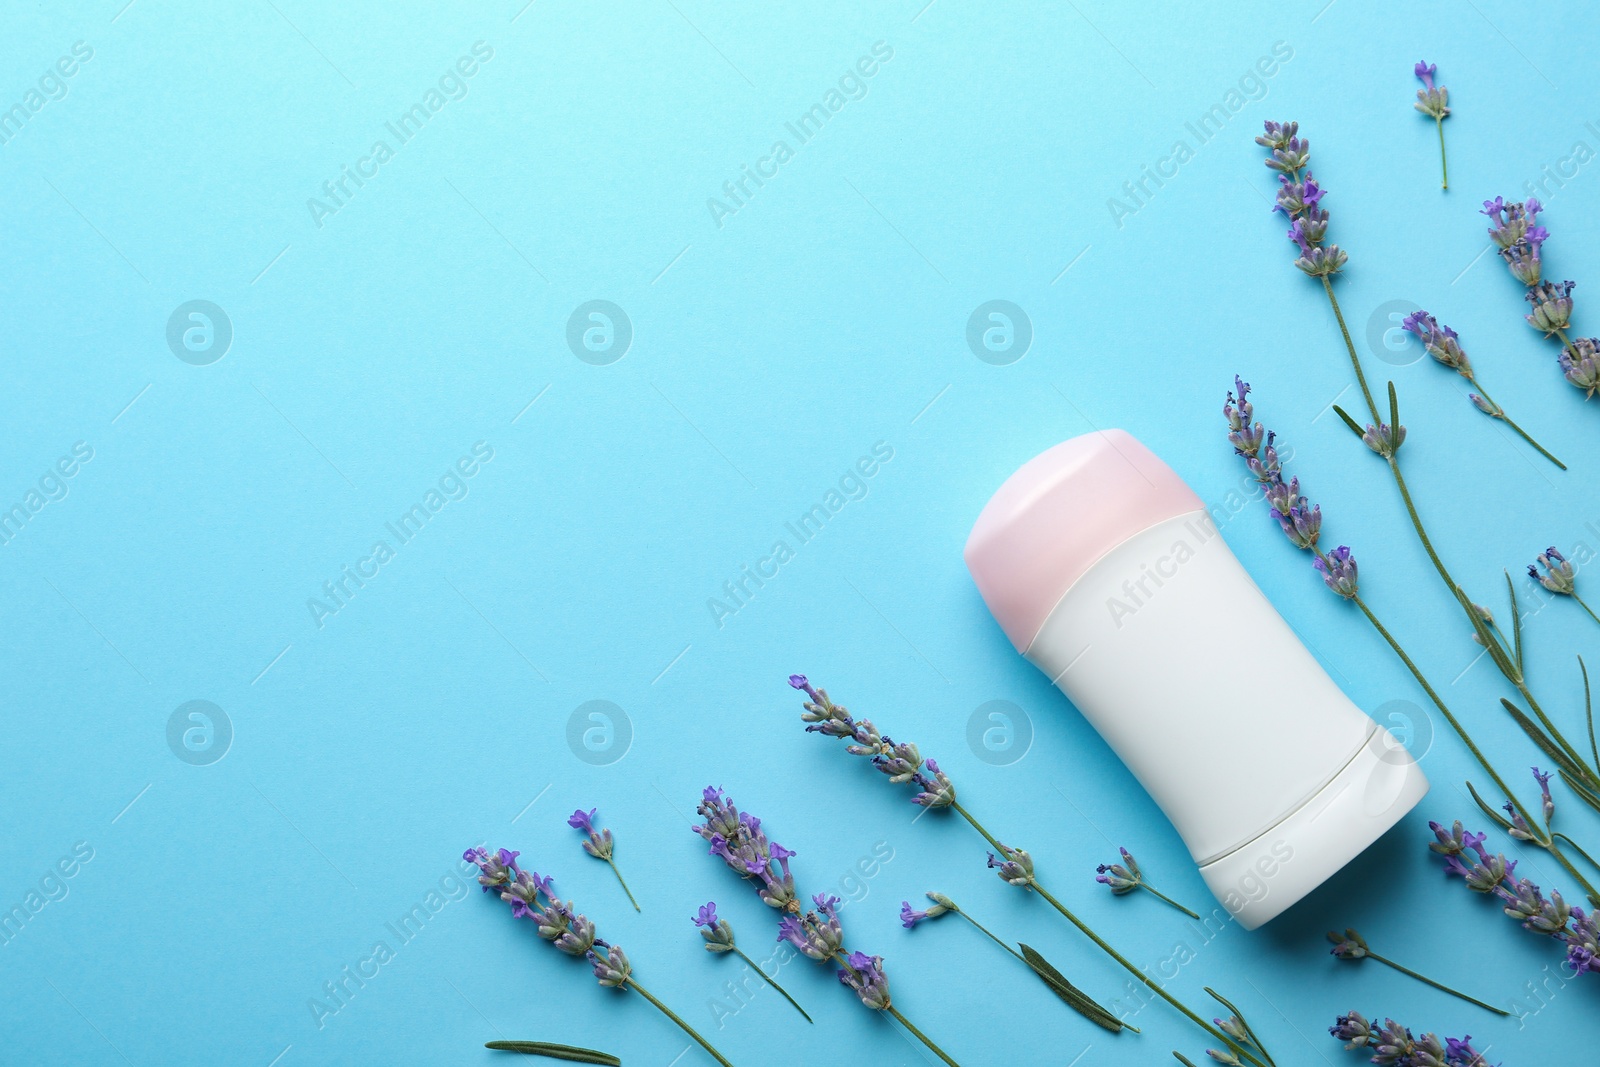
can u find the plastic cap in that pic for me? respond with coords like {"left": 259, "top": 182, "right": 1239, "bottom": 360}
{"left": 963, "top": 430, "right": 1205, "bottom": 652}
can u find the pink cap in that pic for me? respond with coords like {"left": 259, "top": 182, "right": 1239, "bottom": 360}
{"left": 964, "top": 430, "right": 1206, "bottom": 652}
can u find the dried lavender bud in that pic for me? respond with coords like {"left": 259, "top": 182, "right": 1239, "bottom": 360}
{"left": 1427, "top": 820, "right": 1470, "bottom": 857}
{"left": 837, "top": 951, "right": 892, "bottom": 1010}
{"left": 1529, "top": 549, "right": 1575, "bottom": 595}
{"left": 1401, "top": 311, "right": 1472, "bottom": 375}
{"left": 692, "top": 902, "right": 736, "bottom": 952}
{"left": 1314, "top": 546, "right": 1359, "bottom": 599}
{"left": 1526, "top": 280, "right": 1575, "bottom": 335}
{"left": 1482, "top": 196, "right": 1543, "bottom": 249}
{"left": 588, "top": 944, "right": 630, "bottom": 988}
{"left": 988, "top": 844, "right": 1034, "bottom": 887}
{"left": 569, "top": 808, "right": 614, "bottom": 861}
{"left": 899, "top": 895, "right": 953, "bottom": 928}
{"left": 1329, "top": 1011, "right": 1376, "bottom": 1050}
{"left": 1326, "top": 928, "right": 1369, "bottom": 959}
{"left": 1559, "top": 337, "right": 1600, "bottom": 396}
{"left": 1413, "top": 61, "right": 1450, "bottom": 119}
{"left": 1360, "top": 421, "right": 1406, "bottom": 457}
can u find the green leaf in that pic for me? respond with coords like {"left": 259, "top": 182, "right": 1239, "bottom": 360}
{"left": 1581, "top": 656, "right": 1598, "bottom": 777}
{"left": 1387, "top": 381, "right": 1400, "bottom": 439}
{"left": 1558, "top": 769, "right": 1600, "bottom": 816}
{"left": 1505, "top": 571, "right": 1524, "bottom": 678}
{"left": 1331, "top": 405, "right": 1366, "bottom": 439}
{"left": 1465, "top": 781, "right": 1513, "bottom": 832}
{"left": 484, "top": 1041, "right": 622, "bottom": 1064}
{"left": 1019, "top": 943, "right": 1127, "bottom": 1033}
{"left": 1173, "top": 1054, "right": 1204, "bottom": 1067}
{"left": 1501, "top": 698, "right": 1587, "bottom": 784}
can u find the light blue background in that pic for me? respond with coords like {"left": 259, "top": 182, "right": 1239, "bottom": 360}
{"left": 3, "top": 0, "right": 1597, "bottom": 1064}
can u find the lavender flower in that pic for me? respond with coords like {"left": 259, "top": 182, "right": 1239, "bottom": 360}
{"left": 1434, "top": 823, "right": 1600, "bottom": 978}
{"left": 1413, "top": 62, "right": 1451, "bottom": 188}
{"left": 568, "top": 807, "right": 639, "bottom": 911}
{"left": 1327, "top": 1015, "right": 1498, "bottom": 1067}
{"left": 690, "top": 900, "right": 812, "bottom": 1022}
{"left": 1095, "top": 846, "right": 1200, "bottom": 918}
{"left": 1227, "top": 378, "right": 1361, "bottom": 601}
{"left": 900, "top": 895, "right": 953, "bottom": 929}
{"left": 837, "top": 951, "right": 892, "bottom": 1011}
{"left": 1329, "top": 1011, "right": 1376, "bottom": 1050}
{"left": 1397, "top": 311, "right": 1565, "bottom": 466}
{"left": 1359, "top": 421, "right": 1406, "bottom": 457}
{"left": 1526, "top": 280, "right": 1575, "bottom": 335}
{"left": 1529, "top": 547, "right": 1575, "bottom": 595}
{"left": 987, "top": 845, "right": 1034, "bottom": 887}
{"left": 1255, "top": 124, "right": 1347, "bottom": 276}
{"left": 789, "top": 675, "right": 955, "bottom": 809}
{"left": 693, "top": 787, "right": 797, "bottom": 911}
{"left": 1559, "top": 336, "right": 1600, "bottom": 396}
{"left": 1325, "top": 927, "right": 1506, "bottom": 1015}
{"left": 1534, "top": 767, "right": 1555, "bottom": 823}
{"left": 693, "top": 790, "right": 959, "bottom": 1062}
{"left": 588, "top": 944, "right": 630, "bottom": 987}
{"left": 693, "top": 902, "right": 735, "bottom": 952}
{"left": 464, "top": 846, "right": 738, "bottom": 1066}
{"left": 1401, "top": 312, "right": 1471, "bottom": 374}
{"left": 1483, "top": 196, "right": 1543, "bottom": 248}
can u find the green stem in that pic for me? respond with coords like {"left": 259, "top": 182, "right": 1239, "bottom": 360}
{"left": 1366, "top": 952, "right": 1508, "bottom": 1016}
{"left": 624, "top": 978, "right": 736, "bottom": 1067}
{"left": 1436, "top": 117, "right": 1449, "bottom": 190}
{"left": 1469, "top": 378, "right": 1566, "bottom": 469}
{"left": 1514, "top": 681, "right": 1599, "bottom": 790}
{"left": 606, "top": 859, "right": 640, "bottom": 912}
{"left": 1572, "top": 592, "right": 1600, "bottom": 631}
{"left": 1139, "top": 883, "right": 1201, "bottom": 920}
{"left": 731, "top": 947, "right": 811, "bottom": 1023}
{"left": 951, "top": 800, "right": 1265, "bottom": 1067}
{"left": 886, "top": 1006, "right": 961, "bottom": 1067}
{"left": 954, "top": 909, "right": 1025, "bottom": 963}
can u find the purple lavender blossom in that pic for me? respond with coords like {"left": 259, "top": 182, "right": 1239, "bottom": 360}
{"left": 1528, "top": 547, "right": 1576, "bottom": 596}
{"left": 587, "top": 944, "right": 630, "bottom": 987}
{"left": 1095, "top": 848, "right": 1141, "bottom": 895}
{"left": 837, "top": 951, "right": 892, "bottom": 1010}
{"left": 987, "top": 845, "right": 1034, "bottom": 887}
{"left": 1413, "top": 62, "right": 1449, "bottom": 118}
{"left": 463, "top": 847, "right": 601, "bottom": 961}
{"left": 1434, "top": 823, "right": 1599, "bottom": 979}
{"left": 1400, "top": 312, "right": 1471, "bottom": 374}
{"left": 693, "top": 789, "right": 797, "bottom": 911}
{"left": 1483, "top": 197, "right": 1543, "bottom": 248}
{"left": 568, "top": 806, "right": 638, "bottom": 911}
{"left": 789, "top": 675, "right": 956, "bottom": 809}
{"left": 1329, "top": 1011, "right": 1376, "bottom": 1050}
{"left": 1227, "top": 378, "right": 1361, "bottom": 601}
{"left": 692, "top": 901, "right": 736, "bottom": 952}
{"left": 1533, "top": 767, "right": 1556, "bottom": 823}
{"left": 1326, "top": 929, "right": 1368, "bottom": 959}
{"left": 1526, "top": 280, "right": 1575, "bottom": 335}
{"left": 1559, "top": 337, "right": 1600, "bottom": 396}
{"left": 1256, "top": 122, "right": 1347, "bottom": 274}
{"left": 899, "top": 897, "right": 955, "bottom": 929}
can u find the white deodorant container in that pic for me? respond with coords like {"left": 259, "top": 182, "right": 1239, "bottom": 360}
{"left": 964, "top": 430, "right": 1428, "bottom": 929}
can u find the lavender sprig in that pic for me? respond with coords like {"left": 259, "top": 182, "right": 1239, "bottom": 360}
{"left": 1430, "top": 818, "right": 1600, "bottom": 977}
{"left": 463, "top": 847, "right": 738, "bottom": 1067}
{"left": 692, "top": 790, "right": 963, "bottom": 1066}
{"left": 1329, "top": 1011, "right": 1495, "bottom": 1067}
{"left": 568, "top": 808, "right": 639, "bottom": 911}
{"left": 790, "top": 676, "right": 1267, "bottom": 1067}
{"left": 1413, "top": 61, "right": 1450, "bottom": 189}
{"left": 1529, "top": 548, "right": 1600, "bottom": 628}
{"left": 1226, "top": 379, "right": 1600, "bottom": 908}
{"left": 1171, "top": 989, "right": 1279, "bottom": 1067}
{"left": 903, "top": 892, "right": 1131, "bottom": 1032}
{"left": 691, "top": 902, "right": 812, "bottom": 1023}
{"left": 1399, "top": 311, "right": 1564, "bottom": 468}
{"left": 1484, "top": 195, "right": 1596, "bottom": 400}
{"left": 1325, "top": 928, "right": 1507, "bottom": 1015}
{"left": 1095, "top": 846, "right": 1200, "bottom": 918}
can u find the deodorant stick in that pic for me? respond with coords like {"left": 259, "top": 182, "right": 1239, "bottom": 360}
{"left": 963, "top": 429, "right": 1427, "bottom": 929}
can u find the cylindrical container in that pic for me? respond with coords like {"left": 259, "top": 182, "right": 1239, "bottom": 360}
{"left": 964, "top": 429, "right": 1427, "bottom": 929}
